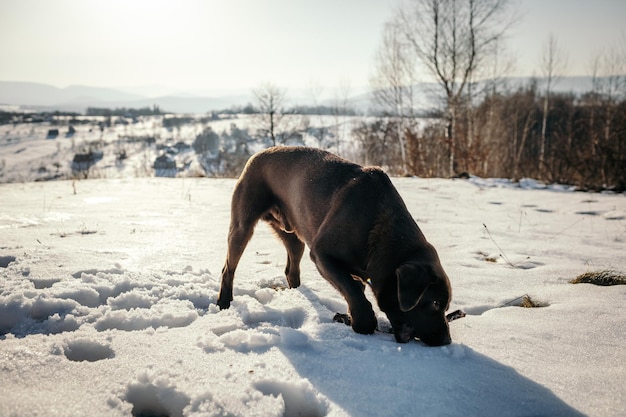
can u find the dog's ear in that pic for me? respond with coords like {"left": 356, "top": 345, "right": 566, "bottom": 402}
{"left": 396, "top": 263, "right": 433, "bottom": 312}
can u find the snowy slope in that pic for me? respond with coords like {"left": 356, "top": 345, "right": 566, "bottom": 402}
{"left": 0, "top": 115, "right": 362, "bottom": 184}
{"left": 1, "top": 177, "right": 624, "bottom": 416}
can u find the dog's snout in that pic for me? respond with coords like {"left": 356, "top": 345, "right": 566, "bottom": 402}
{"left": 420, "top": 330, "right": 452, "bottom": 346}
{"left": 393, "top": 323, "right": 414, "bottom": 343}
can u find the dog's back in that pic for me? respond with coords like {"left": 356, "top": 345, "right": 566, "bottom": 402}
{"left": 234, "top": 147, "right": 398, "bottom": 244}
{"left": 238, "top": 146, "right": 362, "bottom": 201}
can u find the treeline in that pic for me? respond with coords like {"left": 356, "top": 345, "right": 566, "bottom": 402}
{"left": 162, "top": 113, "right": 222, "bottom": 128}
{"left": 0, "top": 110, "right": 80, "bottom": 125}
{"left": 287, "top": 105, "right": 358, "bottom": 116}
{"left": 363, "top": 0, "right": 625, "bottom": 191}
{"left": 222, "top": 103, "right": 358, "bottom": 117}
{"left": 355, "top": 83, "right": 626, "bottom": 191}
{"left": 457, "top": 85, "right": 626, "bottom": 191}
{"left": 86, "top": 105, "right": 163, "bottom": 117}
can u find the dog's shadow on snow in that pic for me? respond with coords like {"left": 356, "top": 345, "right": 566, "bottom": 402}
{"left": 279, "top": 286, "right": 585, "bottom": 417}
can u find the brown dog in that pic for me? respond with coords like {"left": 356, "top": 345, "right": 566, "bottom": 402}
{"left": 218, "top": 147, "right": 452, "bottom": 346}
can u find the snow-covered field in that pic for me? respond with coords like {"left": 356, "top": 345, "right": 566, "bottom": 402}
{"left": 0, "top": 115, "right": 244, "bottom": 183}
{"left": 0, "top": 115, "right": 360, "bottom": 184}
{"left": 1, "top": 174, "right": 625, "bottom": 416}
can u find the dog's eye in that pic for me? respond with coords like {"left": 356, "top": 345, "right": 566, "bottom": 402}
{"left": 432, "top": 300, "right": 442, "bottom": 310}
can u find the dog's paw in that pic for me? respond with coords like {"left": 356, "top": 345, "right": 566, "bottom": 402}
{"left": 350, "top": 312, "right": 377, "bottom": 335}
{"left": 332, "top": 313, "right": 352, "bottom": 326}
{"left": 216, "top": 298, "right": 232, "bottom": 310}
{"left": 285, "top": 274, "right": 301, "bottom": 289}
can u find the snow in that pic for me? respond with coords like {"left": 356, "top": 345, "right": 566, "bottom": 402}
{"left": 0, "top": 115, "right": 364, "bottom": 184}
{"left": 1, "top": 174, "right": 624, "bottom": 417}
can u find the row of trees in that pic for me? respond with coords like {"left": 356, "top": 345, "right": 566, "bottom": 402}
{"left": 364, "top": 0, "right": 625, "bottom": 191}
{"left": 249, "top": 82, "right": 355, "bottom": 149}
{"left": 376, "top": 83, "right": 626, "bottom": 191}
{"left": 0, "top": 110, "right": 80, "bottom": 125}
{"left": 246, "top": 79, "right": 625, "bottom": 191}
{"left": 86, "top": 105, "right": 163, "bottom": 117}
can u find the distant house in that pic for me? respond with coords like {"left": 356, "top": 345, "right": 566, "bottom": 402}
{"left": 65, "top": 125, "right": 76, "bottom": 138}
{"left": 46, "top": 129, "right": 59, "bottom": 139}
{"left": 174, "top": 141, "right": 192, "bottom": 153}
{"left": 154, "top": 153, "right": 177, "bottom": 177}
{"left": 71, "top": 150, "right": 103, "bottom": 172}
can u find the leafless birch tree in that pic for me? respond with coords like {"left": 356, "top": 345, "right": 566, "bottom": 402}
{"left": 587, "top": 43, "right": 625, "bottom": 185}
{"left": 539, "top": 33, "right": 568, "bottom": 173}
{"left": 253, "top": 82, "right": 287, "bottom": 146}
{"left": 370, "top": 22, "right": 418, "bottom": 169}
{"left": 395, "top": 0, "right": 517, "bottom": 176}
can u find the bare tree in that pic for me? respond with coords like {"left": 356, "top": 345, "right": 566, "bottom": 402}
{"left": 371, "top": 22, "right": 417, "bottom": 117}
{"left": 396, "top": 0, "right": 517, "bottom": 176}
{"left": 332, "top": 78, "right": 353, "bottom": 155}
{"left": 464, "top": 36, "right": 516, "bottom": 175}
{"left": 538, "top": 33, "right": 568, "bottom": 173}
{"left": 587, "top": 43, "right": 625, "bottom": 185}
{"left": 597, "top": 46, "right": 625, "bottom": 136}
{"left": 588, "top": 53, "right": 602, "bottom": 158}
{"left": 253, "top": 82, "right": 287, "bottom": 146}
{"left": 308, "top": 80, "right": 327, "bottom": 147}
{"left": 370, "top": 22, "right": 417, "bottom": 170}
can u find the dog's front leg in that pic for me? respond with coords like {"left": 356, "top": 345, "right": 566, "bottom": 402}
{"left": 310, "top": 251, "right": 377, "bottom": 335}
{"left": 217, "top": 264, "right": 234, "bottom": 309}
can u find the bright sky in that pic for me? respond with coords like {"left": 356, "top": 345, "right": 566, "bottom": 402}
{"left": 1, "top": 0, "right": 624, "bottom": 96}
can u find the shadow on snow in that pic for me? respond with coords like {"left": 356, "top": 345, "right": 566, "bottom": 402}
{"left": 278, "top": 286, "right": 585, "bottom": 417}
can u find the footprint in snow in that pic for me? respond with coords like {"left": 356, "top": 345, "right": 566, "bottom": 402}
{"left": 61, "top": 338, "right": 114, "bottom": 362}
{"left": 255, "top": 379, "right": 329, "bottom": 417}
{"left": 123, "top": 373, "right": 190, "bottom": 417}
{"left": 0, "top": 255, "right": 16, "bottom": 268}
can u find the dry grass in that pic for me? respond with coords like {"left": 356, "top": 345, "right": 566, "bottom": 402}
{"left": 502, "top": 294, "right": 549, "bottom": 308}
{"left": 570, "top": 270, "right": 626, "bottom": 286}
{"left": 517, "top": 295, "right": 548, "bottom": 308}
{"left": 476, "top": 251, "right": 498, "bottom": 263}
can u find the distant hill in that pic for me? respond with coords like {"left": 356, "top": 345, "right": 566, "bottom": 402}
{"left": 0, "top": 81, "right": 252, "bottom": 113}
{"left": 0, "top": 82, "right": 145, "bottom": 108}
{"left": 0, "top": 76, "right": 615, "bottom": 114}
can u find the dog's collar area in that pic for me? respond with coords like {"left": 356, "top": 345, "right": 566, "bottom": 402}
{"left": 446, "top": 309, "right": 466, "bottom": 322}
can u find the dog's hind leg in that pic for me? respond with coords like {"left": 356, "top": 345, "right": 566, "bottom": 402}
{"left": 269, "top": 224, "right": 305, "bottom": 288}
{"left": 218, "top": 187, "right": 268, "bottom": 309}
{"left": 218, "top": 220, "right": 255, "bottom": 309}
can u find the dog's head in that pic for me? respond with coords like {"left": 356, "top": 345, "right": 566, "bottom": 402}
{"left": 391, "top": 261, "right": 452, "bottom": 346}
